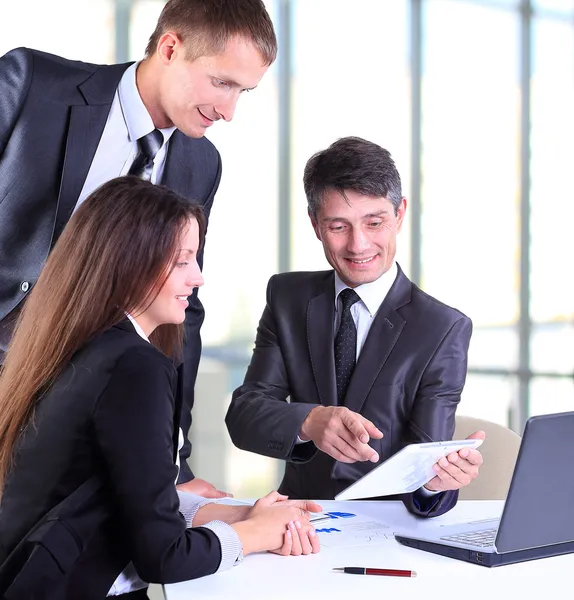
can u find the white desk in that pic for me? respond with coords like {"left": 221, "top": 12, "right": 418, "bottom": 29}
{"left": 164, "top": 501, "right": 570, "bottom": 600}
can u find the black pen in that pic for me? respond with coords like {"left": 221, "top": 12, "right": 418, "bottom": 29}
{"left": 333, "top": 567, "right": 417, "bottom": 578}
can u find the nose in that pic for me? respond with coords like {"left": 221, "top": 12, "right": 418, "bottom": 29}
{"left": 347, "top": 227, "right": 370, "bottom": 255}
{"left": 186, "top": 260, "right": 204, "bottom": 289}
{"left": 214, "top": 93, "right": 240, "bottom": 122}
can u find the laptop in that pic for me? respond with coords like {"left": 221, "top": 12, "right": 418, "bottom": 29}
{"left": 395, "top": 411, "right": 574, "bottom": 567}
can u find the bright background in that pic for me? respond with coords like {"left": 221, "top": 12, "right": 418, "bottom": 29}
{"left": 2, "top": 0, "right": 572, "bottom": 496}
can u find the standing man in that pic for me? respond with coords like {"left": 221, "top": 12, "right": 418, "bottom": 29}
{"left": 226, "top": 137, "right": 484, "bottom": 517}
{"left": 0, "top": 0, "right": 276, "bottom": 496}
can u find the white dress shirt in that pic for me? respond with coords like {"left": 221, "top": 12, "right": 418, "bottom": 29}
{"left": 76, "top": 62, "right": 176, "bottom": 210}
{"left": 333, "top": 262, "right": 398, "bottom": 358}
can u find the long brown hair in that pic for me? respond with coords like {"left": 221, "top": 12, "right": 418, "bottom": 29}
{"left": 0, "top": 176, "right": 206, "bottom": 493}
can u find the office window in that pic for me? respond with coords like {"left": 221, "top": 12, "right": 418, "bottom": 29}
{"left": 458, "top": 374, "right": 518, "bottom": 425}
{"left": 290, "top": 0, "right": 411, "bottom": 274}
{"left": 529, "top": 13, "right": 574, "bottom": 412}
{"left": 129, "top": 0, "right": 165, "bottom": 58}
{"left": 420, "top": 1, "right": 521, "bottom": 421}
{"left": 532, "top": 0, "right": 574, "bottom": 16}
{"left": 0, "top": 0, "right": 114, "bottom": 62}
{"left": 2, "top": 0, "right": 573, "bottom": 493}
{"left": 530, "top": 377, "right": 574, "bottom": 415}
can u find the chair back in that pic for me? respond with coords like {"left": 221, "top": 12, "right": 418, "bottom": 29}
{"left": 454, "top": 415, "right": 521, "bottom": 500}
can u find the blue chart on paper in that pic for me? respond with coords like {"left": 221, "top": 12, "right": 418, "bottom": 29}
{"left": 315, "top": 512, "right": 356, "bottom": 533}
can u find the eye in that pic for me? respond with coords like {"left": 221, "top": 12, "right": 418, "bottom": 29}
{"left": 175, "top": 261, "right": 189, "bottom": 268}
{"left": 368, "top": 221, "right": 383, "bottom": 228}
{"left": 213, "top": 78, "right": 231, "bottom": 89}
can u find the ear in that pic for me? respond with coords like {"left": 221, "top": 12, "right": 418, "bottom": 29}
{"left": 308, "top": 209, "right": 322, "bottom": 241}
{"left": 156, "top": 32, "right": 184, "bottom": 65}
{"left": 396, "top": 197, "right": 407, "bottom": 232}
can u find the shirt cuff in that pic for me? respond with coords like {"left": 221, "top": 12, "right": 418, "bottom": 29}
{"left": 418, "top": 485, "right": 441, "bottom": 497}
{"left": 295, "top": 435, "right": 311, "bottom": 445}
{"left": 201, "top": 521, "right": 244, "bottom": 571}
{"left": 177, "top": 490, "right": 216, "bottom": 527}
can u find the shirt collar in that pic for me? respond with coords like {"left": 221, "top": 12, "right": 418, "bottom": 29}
{"left": 334, "top": 262, "right": 398, "bottom": 317}
{"left": 125, "top": 313, "right": 150, "bottom": 343}
{"left": 118, "top": 62, "right": 177, "bottom": 145}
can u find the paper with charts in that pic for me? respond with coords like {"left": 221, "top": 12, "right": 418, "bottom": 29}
{"left": 314, "top": 511, "right": 393, "bottom": 548}
{"left": 335, "top": 438, "right": 483, "bottom": 500}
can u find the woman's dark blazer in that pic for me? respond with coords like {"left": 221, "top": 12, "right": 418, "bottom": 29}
{"left": 0, "top": 320, "right": 221, "bottom": 599}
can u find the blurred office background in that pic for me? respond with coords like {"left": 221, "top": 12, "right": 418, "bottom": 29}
{"left": 2, "top": 0, "right": 572, "bottom": 496}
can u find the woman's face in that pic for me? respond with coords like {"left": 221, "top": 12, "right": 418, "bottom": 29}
{"left": 135, "top": 219, "right": 203, "bottom": 336}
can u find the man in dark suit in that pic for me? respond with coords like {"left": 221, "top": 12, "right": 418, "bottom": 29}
{"left": 0, "top": 0, "right": 276, "bottom": 496}
{"left": 226, "top": 137, "right": 484, "bottom": 517}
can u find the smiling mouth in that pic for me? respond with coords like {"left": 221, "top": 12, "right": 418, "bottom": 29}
{"left": 347, "top": 256, "right": 377, "bottom": 264}
{"left": 198, "top": 109, "right": 214, "bottom": 124}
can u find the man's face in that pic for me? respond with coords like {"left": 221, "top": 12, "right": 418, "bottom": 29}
{"left": 152, "top": 35, "right": 269, "bottom": 137}
{"left": 310, "top": 189, "right": 406, "bottom": 288}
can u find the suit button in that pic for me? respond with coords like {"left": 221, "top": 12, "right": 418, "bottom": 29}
{"left": 21, "top": 281, "right": 30, "bottom": 293}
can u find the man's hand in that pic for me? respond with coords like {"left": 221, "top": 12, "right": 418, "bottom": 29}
{"left": 425, "top": 430, "right": 486, "bottom": 492}
{"left": 176, "top": 478, "right": 232, "bottom": 498}
{"left": 299, "top": 406, "right": 383, "bottom": 463}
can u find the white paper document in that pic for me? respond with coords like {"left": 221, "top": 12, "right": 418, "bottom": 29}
{"left": 335, "top": 438, "right": 483, "bottom": 500}
{"left": 314, "top": 511, "right": 393, "bottom": 548}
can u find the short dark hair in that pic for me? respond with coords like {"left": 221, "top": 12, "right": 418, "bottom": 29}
{"left": 145, "top": 0, "right": 277, "bottom": 65}
{"left": 303, "top": 136, "right": 403, "bottom": 217}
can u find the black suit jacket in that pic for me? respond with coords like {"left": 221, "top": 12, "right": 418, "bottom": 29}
{"left": 0, "top": 47, "right": 222, "bottom": 481}
{"left": 0, "top": 321, "right": 222, "bottom": 599}
{"left": 226, "top": 266, "right": 472, "bottom": 517}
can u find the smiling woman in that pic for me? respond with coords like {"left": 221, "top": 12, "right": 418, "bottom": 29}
{"left": 133, "top": 218, "right": 204, "bottom": 337}
{"left": 0, "top": 176, "right": 320, "bottom": 600}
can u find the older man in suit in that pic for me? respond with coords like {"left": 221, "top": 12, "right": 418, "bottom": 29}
{"left": 226, "top": 137, "right": 484, "bottom": 517}
{"left": 0, "top": 0, "right": 276, "bottom": 497}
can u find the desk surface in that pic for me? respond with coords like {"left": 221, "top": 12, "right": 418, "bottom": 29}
{"left": 164, "top": 501, "right": 569, "bottom": 600}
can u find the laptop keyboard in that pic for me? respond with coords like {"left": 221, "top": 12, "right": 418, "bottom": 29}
{"left": 440, "top": 528, "right": 497, "bottom": 547}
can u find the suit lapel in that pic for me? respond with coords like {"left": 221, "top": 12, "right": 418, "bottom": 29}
{"left": 307, "top": 278, "right": 337, "bottom": 407}
{"left": 53, "top": 106, "right": 112, "bottom": 242}
{"left": 161, "top": 132, "right": 194, "bottom": 197}
{"left": 343, "top": 267, "right": 411, "bottom": 414}
{"left": 53, "top": 62, "right": 132, "bottom": 244}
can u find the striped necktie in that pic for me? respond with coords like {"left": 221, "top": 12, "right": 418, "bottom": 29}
{"left": 128, "top": 129, "right": 163, "bottom": 181}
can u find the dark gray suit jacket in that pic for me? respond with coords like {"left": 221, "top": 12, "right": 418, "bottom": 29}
{"left": 226, "top": 266, "right": 472, "bottom": 517}
{"left": 0, "top": 321, "right": 221, "bottom": 599}
{"left": 0, "top": 48, "right": 222, "bottom": 480}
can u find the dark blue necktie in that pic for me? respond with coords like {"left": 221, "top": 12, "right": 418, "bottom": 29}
{"left": 335, "top": 288, "right": 361, "bottom": 404}
{"left": 128, "top": 129, "right": 163, "bottom": 181}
